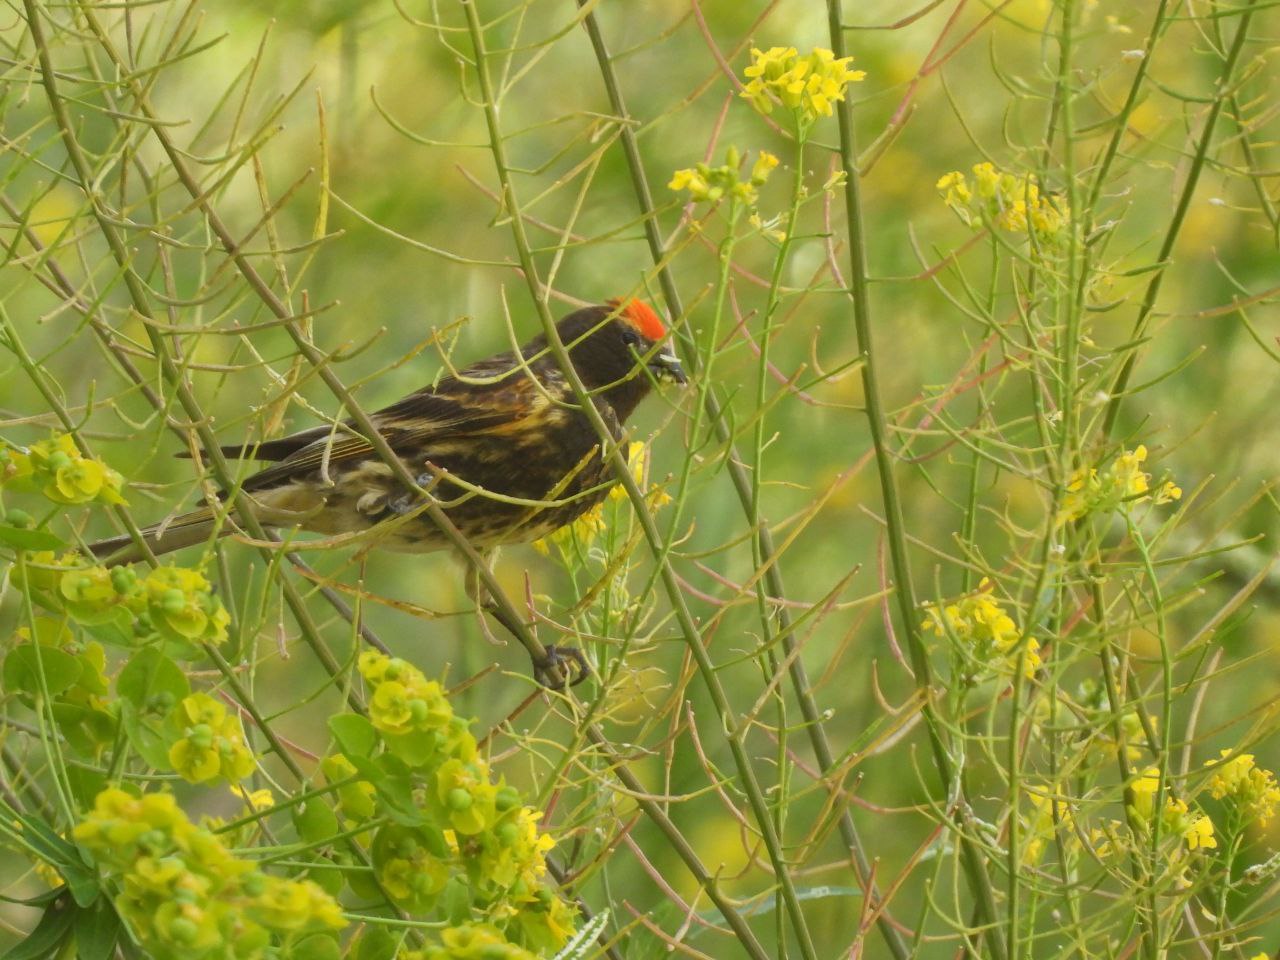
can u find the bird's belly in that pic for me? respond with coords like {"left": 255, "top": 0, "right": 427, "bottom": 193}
{"left": 251, "top": 436, "right": 615, "bottom": 553}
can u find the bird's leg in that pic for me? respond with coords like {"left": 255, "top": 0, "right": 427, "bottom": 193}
{"left": 464, "top": 549, "right": 590, "bottom": 689}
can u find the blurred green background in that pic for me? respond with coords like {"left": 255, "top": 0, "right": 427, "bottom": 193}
{"left": 3, "top": 0, "right": 1280, "bottom": 955}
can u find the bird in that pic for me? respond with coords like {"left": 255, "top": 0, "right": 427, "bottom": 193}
{"left": 87, "top": 299, "right": 685, "bottom": 569}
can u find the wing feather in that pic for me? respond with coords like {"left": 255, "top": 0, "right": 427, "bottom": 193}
{"left": 238, "top": 355, "right": 545, "bottom": 493}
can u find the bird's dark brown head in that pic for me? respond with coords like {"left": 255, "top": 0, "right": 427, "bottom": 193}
{"left": 524, "top": 300, "right": 685, "bottom": 423}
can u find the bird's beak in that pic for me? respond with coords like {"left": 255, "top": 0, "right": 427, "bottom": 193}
{"left": 648, "top": 347, "right": 687, "bottom": 385}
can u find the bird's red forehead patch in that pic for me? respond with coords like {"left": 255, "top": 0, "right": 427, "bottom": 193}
{"left": 611, "top": 298, "right": 666, "bottom": 341}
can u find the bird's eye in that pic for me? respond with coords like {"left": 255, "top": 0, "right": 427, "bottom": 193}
{"left": 620, "top": 328, "right": 642, "bottom": 349}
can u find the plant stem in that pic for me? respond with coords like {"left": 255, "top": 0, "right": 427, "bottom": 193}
{"left": 825, "top": 4, "right": 1006, "bottom": 958}
{"left": 574, "top": 9, "right": 911, "bottom": 958}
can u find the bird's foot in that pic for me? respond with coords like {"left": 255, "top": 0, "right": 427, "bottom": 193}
{"left": 531, "top": 644, "right": 592, "bottom": 691}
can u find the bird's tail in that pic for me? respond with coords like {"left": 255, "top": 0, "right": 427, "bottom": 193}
{"left": 87, "top": 508, "right": 226, "bottom": 566}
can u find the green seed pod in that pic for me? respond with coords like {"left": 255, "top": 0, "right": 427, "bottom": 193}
{"left": 447, "top": 788, "right": 473, "bottom": 811}
{"left": 161, "top": 588, "right": 187, "bottom": 614}
{"left": 5, "top": 509, "right": 33, "bottom": 529}
{"left": 495, "top": 787, "right": 520, "bottom": 812}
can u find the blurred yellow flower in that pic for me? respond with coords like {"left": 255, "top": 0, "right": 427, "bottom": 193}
{"left": 923, "top": 578, "right": 1040, "bottom": 679}
{"left": 937, "top": 162, "right": 1070, "bottom": 246}
{"left": 229, "top": 784, "right": 275, "bottom": 812}
{"left": 668, "top": 146, "right": 775, "bottom": 207}
{"left": 535, "top": 442, "right": 669, "bottom": 555}
{"left": 1206, "top": 750, "right": 1280, "bottom": 828}
{"left": 750, "top": 150, "right": 780, "bottom": 185}
{"left": 1060, "top": 444, "right": 1181, "bottom": 524}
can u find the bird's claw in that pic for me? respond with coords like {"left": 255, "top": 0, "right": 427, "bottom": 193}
{"left": 531, "top": 645, "right": 591, "bottom": 690}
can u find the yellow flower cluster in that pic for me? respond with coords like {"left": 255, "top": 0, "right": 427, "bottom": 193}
{"left": 1021, "top": 788, "right": 1074, "bottom": 865}
{"left": 669, "top": 146, "right": 778, "bottom": 207}
{"left": 1129, "top": 768, "right": 1217, "bottom": 851}
{"left": 740, "top": 46, "right": 865, "bottom": 124}
{"left": 1060, "top": 445, "right": 1182, "bottom": 525}
{"left": 24, "top": 552, "right": 232, "bottom": 649}
{"left": 937, "top": 162, "right": 1071, "bottom": 245}
{"left": 922, "top": 578, "right": 1041, "bottom": 679}
{"left": 167, "top": 692, "right": 256, "bottom": 785}
{"left": 0, "top": 434, "right": 126, "bottom": 505}
{"left": 1205, "top": 750, "right": 1280, "bottom": 828}
{"left": 73, "top": 788, "right": 345, "bottom": 959}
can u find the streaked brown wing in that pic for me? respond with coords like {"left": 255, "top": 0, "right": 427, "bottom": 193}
{"left": 238, "top": 354, "right": 540, "bottom": 493}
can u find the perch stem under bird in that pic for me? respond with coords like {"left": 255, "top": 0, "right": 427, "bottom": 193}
{"left": 87, "top": 300, "right": 684, "bottom": 686}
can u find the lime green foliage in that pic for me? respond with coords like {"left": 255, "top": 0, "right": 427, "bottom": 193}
{"left": 397, "top": 924, "right": 537, "bottom": 960}
{"left": 17, "top": 551, "right": 230, "bottom": 652}
{"left": 167, "top": 693, "right": 256, "bottom": 785}
{"left": 1, "top": 434, "right": 126, "bottom": 506}
{"left": 6, "top": 0, "right": 1280, "bottom": 958}
{"left": 74, "top": 788, "right": 345, "bottom": 959}
{"left": 338, "top": 651, "right": 575, "bottom": 956}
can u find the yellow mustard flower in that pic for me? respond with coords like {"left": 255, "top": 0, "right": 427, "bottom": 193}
{"left": 938, "top": 161, "right": 1070, "bottom": 246}
{"left": 741, "top": 46, "right": 865, "bottom": 125}
{"left": 535, "top": 441, "right": 670, "bottom": 555}
{"left": 1164, "top": 798, "right": 1217, "bottom": 851}
{"left": 1021, "top": 787, "right": 1074, "bottom": 865}
{"left": 1206, "top": 750, "right": 1280, "bottom": 828}
{"left": 1130, "top": 768, "right": 1218, "bottom": 851}
{"left": 1060, "top": 444, "right": 1181, "bottom": 524}
{"left": 668, "top": 146, "right": 775, "bottom": 207}
{"left": 923, "top": 578, "right": 1040, "bottom": 679}
{"left": 229, "top": 784, "right": 274, "bottom": 813}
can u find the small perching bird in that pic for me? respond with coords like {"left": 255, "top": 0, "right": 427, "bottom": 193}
{"left": 88, "top": 300, "right": 685, "bottom": 569}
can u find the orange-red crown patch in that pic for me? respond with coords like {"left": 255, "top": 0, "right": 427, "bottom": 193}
{"left": 610, "top": 298, "right": 667, "bottom": 342}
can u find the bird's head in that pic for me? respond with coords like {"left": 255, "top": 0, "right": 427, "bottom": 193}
{"left": 540, "top": 299, "right": 685, "bottom": 421}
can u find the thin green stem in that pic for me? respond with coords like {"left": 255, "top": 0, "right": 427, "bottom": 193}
{"left": 460, "top": 4, "right": 818, "bottom": 956}
{"left": 574, "top": 10, "right": 910, "bottom": 957}
{"left": 825, "top": 4, "right": 1005, "bottom": 957}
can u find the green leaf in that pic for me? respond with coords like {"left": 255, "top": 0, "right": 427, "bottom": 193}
{"left": 3, "top": 645, "right": 82, "bottom": 699}
{"left": 0, "top": 524, "right": 64, "bottom": 550}
{"left": 81, "top": 619, "right": 139, "bottom": 650}
{"left": 49, "top": 703, "right": 117, "bottom": 756}
{"left": 354, "top": 926, "right": 397, "bottom": 960}
{"left": 0, "top": 894, "right": 76, "bottom": 960}
{"left": 119, "top": 700, "right": 176, "bottom": 771}
{"left": 350, "top": 754, "right": 421, "bottom": 825}
{"left": 384, "top": 730, "right": 441, "bottom": 768}
{"left": 293, "top": 800, "right": 341, "bottom": 846}
{"left": 72, "top": 899, "right": 119, "bottom": 960}
{"left": 288, "top": 933, "right": 342, "bottom": 960}
{"left": 116, "top": 647, "right": 189, "bottom": 710}
{"left": 328, "top": 714, "right": 377, "bottom": 758}
{"left": 440, "top": 876, "right": 471, "bottom": 926}
{"left": 66, "top": 766, "right": 108, "bottom": 811}
{"left": 0, "top": 888, "right": 64, "bottom": 908}
{"left": 15, "top": 813, "right": 100, "bottom": 905}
